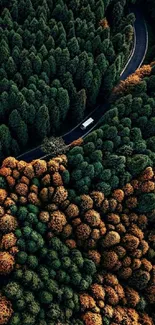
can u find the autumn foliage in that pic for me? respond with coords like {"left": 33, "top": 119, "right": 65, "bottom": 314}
{"left": 0, "top": 157, "right": 155, "bottom": 324}
{"left": 112, "top": 65, "right": 152, "bottom": 98}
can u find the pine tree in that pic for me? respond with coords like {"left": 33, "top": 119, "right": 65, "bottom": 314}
{"left": 95, "top": 0, "right": 105, "bottom": 22}
{"left": 103, "top": 63, "right": 117, "bottom": 95}
{"left": 0, "top": 40, "right": 10, "bottom": 64}
{"left": 36, "top": 30, "right": 44, "bottom": 48}
{"left": 71, "top": 89, "right": 86, "bottom": 122}
{"left": 8, "top": 109, "right": 28, "bottom": 146}
{"left": 29, "top": 18, "right": 39, "bottom": 33}
{"left": 35, "top": 104, "right": 50, "bottom": 139}
{"left": 0, "top": 92, "right": 9, "bottom": 120}
{"left": 39, "top": 44, "right": 48, "bottom": 59}
{"left": 57, "top": 88, "right": 70, "bottom": 122}
{"left": 33, "top": 56, "right": 42, "bottom": 75}
{"left": 0, "top": 124, "right": 12, "bottom": 156}
{"left": 48, "top": 55, "right": 56, "bottom": 77}
{"left": 6, "top": 57, "right": 17, "bottom": 78}
{"left": 45, "top": 36, "right": 55, "bottom": 50}
{"left": 112, "top": 2, "right": 124, "bottom": 28}
{"left": 82, "top": 71, "right": 93, "bottom": 91}
{"left": 20, "top": 58, "right": 32, "bottom": 80}
{"left": 49, "top": 100, "right": 60, "bottom": 132}
{"left": 68, "top": 37, "right": 80, "bottom": 57}
{"left": 12, "top": 32, "right": 23, "bottom": 48}
{"left": 2, "top": 8, "right": 13, "bottom": 30}
{"left": 10, "top": 0, "right": 18, "bottom": 20}
{"left": 96, "top": 53, "right": 108, "bottom": 74}
{"left": 12, "top": 46, "right": 20, "bottom": 65}
{"left": 11, "top": 138, "right": 20, "bottom": 156}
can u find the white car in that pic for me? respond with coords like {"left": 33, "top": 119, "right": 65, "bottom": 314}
{"left": 80, "top": 117, "right": 94, "bottom": 130}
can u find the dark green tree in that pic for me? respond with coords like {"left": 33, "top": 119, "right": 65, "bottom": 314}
{"left": 57, "top": 87, "right": 70, "bottom": 122}
{"left": 8, "top": 109, "right": 28, "bottom": 146}
{"left": 0, "top": 39, "right": 10, "bottom": 64}
{"left": 35, "top": 104, "right": 50, "bottom": 139}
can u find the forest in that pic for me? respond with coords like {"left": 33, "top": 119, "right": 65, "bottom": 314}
{"left": 0, "top": 0, "right": 134, "bottom": 158}
{"left": 1, "top": 0, "right": 155, "bottom": 325}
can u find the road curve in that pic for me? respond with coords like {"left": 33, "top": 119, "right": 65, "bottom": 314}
{"left": 120, "top": 7, "right": 148, "bottom": 80}
{"left": 17, "top": 6, "right": 148, "bottom": 162}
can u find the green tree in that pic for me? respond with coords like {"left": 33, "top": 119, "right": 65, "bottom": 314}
{"left": 0, "top": 39, "right": 10, "bottom": 64}
{"left": 127, "top": 154, "right": 152, "bottom": 176}
{"left": 112, "top": 2, "right": 124, "bottom": 28}
{"left": 20, "top": 58, "right": 32, "bottom": 80}
{"left": 95, "top": 0, "right": 105, "bottom": 22}
{"left": 82, "top": 71, "right": 93, "bottom": 91}
{"left": 36, "top": 30, "right": 44, "bottom": 48}
{"left": 112, "top": 33, "right": 124, "bottom": 53}
{"left": 137, "top": 193, "right": 155, "bottom": 213}
{"left": 72, "top": 89, "right": 86, "bottom": 122}
{"left": 10, "top": 0, "right": 19, "bottom": 20}
{"left": 68, "top": 37, "right": 80, "bottom": 57}
{"left": 103, "top": 63, "right": 117, "bottom": 94}
{"left": 0, "top": 124, "right": 12, "bottom": 155}
{"left": 6, "top": 56, "right": 17, "bottom": 77}
{"left": 12, "top": 45, "right": 20, "bottom": 65}
{"left": 0, "top": 91, "right": 9, "bottom": 120}
{"left": 29, "top": 17, "right": 39, "bottom": 33}
{"left": 1, "top": 8, "right": 13, "bottom": 30}
{"left": 57, "top": 87, "right": 70, "bottom": 122}
{"left": 12, "top": 32, "right": 23, "bottom": 48}
{"left": 96, "top": 53, "right": 108, "bottom": 74}
{"left": 48, "top": 55, "right": 56, "bottom": 77}
{"left": 32, "top": 55, "right": 42, "bottom": 74}
{"left": 8, "top": 109, "right": 28, "bottom": 146}
{"left": 35, "top": 104, "right": 50, "bottom": 139}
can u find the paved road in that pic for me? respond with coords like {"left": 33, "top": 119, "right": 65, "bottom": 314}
{"left": 120, "top": 7, "right": 148, "bottom": 80}
{"left": 17, "top": 7, "right": 148, "bottom": 161}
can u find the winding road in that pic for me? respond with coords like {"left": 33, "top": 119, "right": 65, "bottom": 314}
{"left": 17, "top": 6, "right": 148, "bottom": 162}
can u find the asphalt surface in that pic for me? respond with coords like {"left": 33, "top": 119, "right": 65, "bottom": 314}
{"left": 17, "top": 7, "right": 148, "bottom": 162}
{"left": 120, "top": 7, "right": 148, "bottom": 80}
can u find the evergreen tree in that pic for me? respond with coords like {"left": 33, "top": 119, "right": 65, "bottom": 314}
{"left": 0, "top": 124, "right": 12, "bottom": 155}
{"left": 95, "top": 0, "right": 105, "bottom": 22}
{"left": 20, "top": 58, "right": 32, "bottom": 80}
{"left": 2, "top": 8, "right": 13, "bottom": 30}
{"left": 103, "top": 63, "right": 117, "bottom": 94}
{"left": 96, "top": 53, "right": 108, "bottom": 74}
{"left": 0, "top": 92, "right": 9, "bottom": 120}
{"left": 0, "top": 39, "right": 10, "bottom": 64}
{"left": 68, "top": 37, "right": 80, "bottom": 57}
{"left": 6, "top": 57, "right": 17, "bottom": 77}
{"left": 57, "top": 88, "right": 70, "bottom": 121}
{"left": 35, "top": 104, "right": 50, "bottom": 139}
{"left": 8, "top": 109, "right": 28, "bottom": 146}
{"left": 10, "top": 0, "right": 18, "bottom": 20}
{"left": 112, "top": 2, "right": 124, "bottom": 28}
{"left": 71, "top": 89, "right": 86, "bottom": 122}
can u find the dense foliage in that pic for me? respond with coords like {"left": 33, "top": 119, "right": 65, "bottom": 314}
{"left": 1, "top": 1, "right": 155, "bottom": 324}
{"left": 0, "top": 0, "right": 134, "bottom": 158}
{"left": 0, "top": 156, "right": 155, "bottom": 325}
{"left": 65, "top": 65, "right": 155, "bottom": 196}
